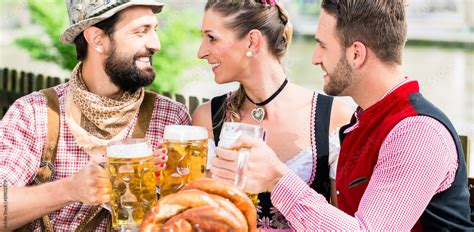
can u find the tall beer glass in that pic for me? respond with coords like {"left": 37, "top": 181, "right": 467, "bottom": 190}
{"left": 161, "top": 125, "right": 208, "bottom": 197}
{"left": 106, "top": 139, "right": 156, "bottom": 231}
{"left": 218, "top": 122, "right": 267, "bottom": 205}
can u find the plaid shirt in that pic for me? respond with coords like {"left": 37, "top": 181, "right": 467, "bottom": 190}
{"left": 0, "top": 83, "right": 191, "bottom": 231}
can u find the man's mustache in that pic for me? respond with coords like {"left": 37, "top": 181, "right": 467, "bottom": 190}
{"left": 134, "top": 49, "right": 155, "bottom": 59}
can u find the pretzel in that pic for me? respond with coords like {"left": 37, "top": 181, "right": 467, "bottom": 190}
{"left": 182, "top": 178, "right": 257, "bottom": 231}
{"left": 163, "top": 205, "right": 245, "bottom": 232}
{"left": 141, "top": 178, "right": 257, "bottom": 231}
{"left": 158, "top": 189, "right": 218, "bottom": 209}
{"left": 141, "top": 189, "right": 218, "bottom": 230}
{"left": 209, "top": 194, "right": 248, "bottom": 231}
{"left": 159, "top": 218, "right": 193, "bottom": 232}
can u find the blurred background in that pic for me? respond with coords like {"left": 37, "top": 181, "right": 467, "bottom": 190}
{"left": 0, "top": 0, "right": 473, "bottom": 173}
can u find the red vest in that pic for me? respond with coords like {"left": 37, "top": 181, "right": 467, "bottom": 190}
{"left": 336, "top": 81, "right": 472, "bottom": 231}
{"left": 336, "top": 82, "right": 422, "bottom": 230}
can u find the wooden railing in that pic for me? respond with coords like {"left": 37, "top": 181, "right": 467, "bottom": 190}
{"left": 0, "top": 67, "right": 208, "bottom": 118}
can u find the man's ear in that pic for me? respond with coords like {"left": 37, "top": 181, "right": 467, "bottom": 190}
{"left": 83, "top": 27, "right": 107, "bottom": 54}
{"left": 348, "top": 41, "right": 368, "bottom": 68}
{"left": 247, "top": 29, "right": 264, "bottom": 55}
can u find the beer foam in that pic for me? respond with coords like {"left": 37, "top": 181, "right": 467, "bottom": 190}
{"left": 107, "top": 142, "right": 152, "bottom": 158}
{"left": 164, "top": 125, "right": 208, "bottom": 141}
{"left": 218, "top": 131, "right": 241, "bottom": 148}
{"left": 218, "top": 122, "right": 266, "bottom": 148}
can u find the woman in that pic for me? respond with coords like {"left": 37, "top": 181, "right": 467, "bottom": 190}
{"left": 192, "top": 0, "right": 352, "bottom": 229}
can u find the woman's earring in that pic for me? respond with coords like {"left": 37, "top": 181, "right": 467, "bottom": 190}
{"left": 246, "top": 50, "right": 253, "bottom": 57}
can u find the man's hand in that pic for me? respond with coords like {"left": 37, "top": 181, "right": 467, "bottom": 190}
{"left": 211, "top": 135, "right": 290, "bottom": 193}
{"left": 152, "top": 147, "right": 168, "bottom": 184}
{"left": 69, "top": 160, "right": 111, "bottom": 205}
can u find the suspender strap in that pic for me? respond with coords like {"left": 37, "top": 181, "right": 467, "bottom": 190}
{"left": 15, "top": 88, "right": 60, "bottom": 232}
{"left": 132, "top": 91, "right": 156, "bottom": 138}
{"left": 39, "top": 88, "right": 60, "bottom": 232}
{"left": 75, "top": 205, "right": 112, "bottom": 232}
{"left": 35, "top": 88, "right": 60, "bottom": 184}
{"left": 211, "top": 94, "right": 227, "bottom": 146}
{"left": 310, "top": 93, "right": 334, "bottom": 200}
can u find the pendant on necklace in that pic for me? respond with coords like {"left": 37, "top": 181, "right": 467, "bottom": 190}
{"left": 251, "top": 107, "right": 265, "bottom": 123}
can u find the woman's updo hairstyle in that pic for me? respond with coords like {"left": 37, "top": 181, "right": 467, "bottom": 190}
{"left": 205, "top": 0, "right": 293, "bottom": 61}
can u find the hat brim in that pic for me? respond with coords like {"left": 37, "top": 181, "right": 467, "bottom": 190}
{"left": 60, "top": 1, "right": 164, "bottom": 44}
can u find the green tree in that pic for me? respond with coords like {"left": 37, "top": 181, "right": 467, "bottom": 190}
{"left": 151, "top": 9, "right": 201, "bottom": 93}
{"left": 15, "top": 0, "right": 200, "bottom": 93}
{"left": 294, "top": 0, "right": 321, "bottom": 15}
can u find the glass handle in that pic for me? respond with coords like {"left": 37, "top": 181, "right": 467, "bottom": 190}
{"left": 234, "top": 148, "right": 250, "bottom": 189}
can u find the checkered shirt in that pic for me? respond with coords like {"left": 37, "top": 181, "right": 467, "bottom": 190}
{"left": 0, "top": 83, "right": 191, "bottom": 231}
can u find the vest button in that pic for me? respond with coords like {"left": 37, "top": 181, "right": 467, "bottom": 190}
{"left": 336, "top": 190, "right": 340, "bottom": 195}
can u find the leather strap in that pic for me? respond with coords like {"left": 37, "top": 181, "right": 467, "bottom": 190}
{"left": 75, "top": 206, "right": 111, "bottom": 232}
{"left": 39, "top": 88, "right": 60, "bottom": 232}
{"left": 36, "top": 88, "right": 60, "bottom": 184}
{"left": 15, "top": 88, "right": 59, "bottom": 232}
{"left": 132, "top": 91, "right": 156, "bottom": 138}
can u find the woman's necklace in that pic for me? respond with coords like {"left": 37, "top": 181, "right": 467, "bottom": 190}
{"left": 245, "top": 79, "right": 288, "bottom": 123}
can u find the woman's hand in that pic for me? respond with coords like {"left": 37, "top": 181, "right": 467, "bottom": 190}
{"left": 153, "top": 146, "right": 168, "bottom": 184}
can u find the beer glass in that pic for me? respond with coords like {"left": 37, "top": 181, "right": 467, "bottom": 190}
{"left": 106, "top": 139, "right": 157, "bottom": 231}
{"left": 161, "top": 125, "right": 208, "bottom": 197}
{"left": 218, "top": 122, "right": 267, "bottom": 205}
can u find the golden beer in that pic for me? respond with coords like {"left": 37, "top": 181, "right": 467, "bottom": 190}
{"left": 106, "top": 139, "right": 156, "bottom": 231}
{"left": 218, "top": 122, "right": 267, "bottom": 206}
{"left": 160, "top": 125, "right": 208, "bottom": 197}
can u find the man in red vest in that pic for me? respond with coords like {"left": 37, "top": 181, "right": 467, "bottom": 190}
{"left": 212, "top": 0, "right": 473, "bottom": 230}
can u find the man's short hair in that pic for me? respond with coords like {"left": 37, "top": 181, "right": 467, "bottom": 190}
{"left": 322, "top": 0, "right": 407, "bottom": 65}
{"left": 73, "top": 12, "right": 122, "bottom": 61}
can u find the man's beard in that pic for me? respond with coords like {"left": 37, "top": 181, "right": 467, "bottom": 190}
{"left": 104, "top": 42, "right": 156, "bottom": 93}
{"left": 324, "top": 54, "right": 353, "bottom": 96}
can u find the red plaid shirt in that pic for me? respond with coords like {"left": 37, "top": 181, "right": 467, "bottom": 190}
{"left": 0, "top": 83, "right": 191, "bottom": 231}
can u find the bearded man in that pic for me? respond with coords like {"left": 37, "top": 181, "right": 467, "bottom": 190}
{"left": 0, "top": 0, "right": 188, "bottom": 230}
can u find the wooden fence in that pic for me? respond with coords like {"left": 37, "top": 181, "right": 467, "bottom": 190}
{"left": 0, "top": 67, "right": 208, "bottom": 118}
